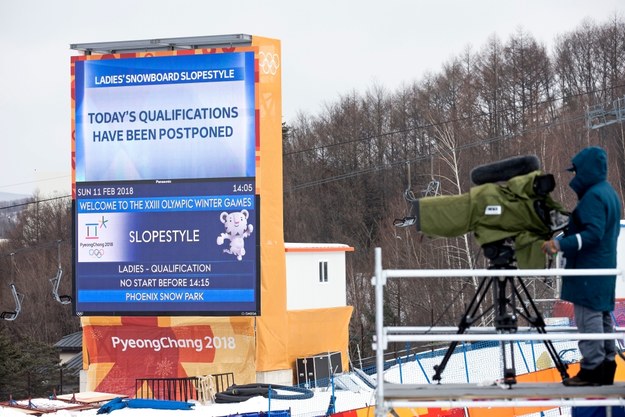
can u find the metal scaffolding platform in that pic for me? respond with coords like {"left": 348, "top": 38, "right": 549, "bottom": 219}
{"left": 372, "top": 247, "right": 625, "bottom": 416}
{"left": 383, "top": 382, "right": 625, "bottom": 408}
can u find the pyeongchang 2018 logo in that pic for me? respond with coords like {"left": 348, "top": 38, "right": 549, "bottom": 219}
{"left": 81, "top": 216, "right": 113, "bottom": 259}
{"left": 85, "top": 215, "right": 108, "bottom": 240}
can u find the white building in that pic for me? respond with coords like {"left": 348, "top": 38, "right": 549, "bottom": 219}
{"left": 284, "top": 243, "right": 354, "bottom": 310}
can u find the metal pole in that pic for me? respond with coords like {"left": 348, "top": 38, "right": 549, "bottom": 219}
{"left": 374, "top": 248, "right": 385, "bottom": 417}
{"left": 383, "top": 268, "right": 621, "bottom": 278}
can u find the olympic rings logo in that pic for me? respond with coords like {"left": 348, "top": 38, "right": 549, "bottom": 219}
{"left": 258, "top": 51, "right": 280, "bottom": 75}
{"left": 89, "top": 249, "right": 104, "bottom": 258}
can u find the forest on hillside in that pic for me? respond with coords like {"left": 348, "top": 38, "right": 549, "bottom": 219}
{"left": 282, "top": 16, "right": 625, "bottom": 359}
{"left": 0, "top": 15, "right": 624, "bottom": 370}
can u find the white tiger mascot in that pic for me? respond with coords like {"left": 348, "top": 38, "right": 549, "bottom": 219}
{"left": 216, "top": 209, "right": 253, "bottom": 261}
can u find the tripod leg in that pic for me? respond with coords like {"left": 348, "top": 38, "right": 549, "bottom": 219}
{"left": 494, "top": 277, "right": 518, "bottom": 385}
{"left": 433, "top": 276, "right": 494, "bottom": 382}
{"left": 512, "top": 278, "right": 570, "bottom": 381}
{"left": 494, "top": 277, "right": 517, "bottom": 331}
{"left": 500, "top": 340, "right": 517, "bottom": 385}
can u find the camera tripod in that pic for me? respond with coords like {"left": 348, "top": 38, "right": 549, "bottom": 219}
{"left": 432, "top": 241, "right": 570, "bottom": 385}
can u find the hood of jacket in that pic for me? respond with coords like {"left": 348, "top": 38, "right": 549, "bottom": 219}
{"left": 569, "top": 146, "right": 608, "bottom": 197}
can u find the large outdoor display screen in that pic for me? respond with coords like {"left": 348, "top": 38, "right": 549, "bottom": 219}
{"left": 72, "top": 51, "right": 259, "bottom": 316}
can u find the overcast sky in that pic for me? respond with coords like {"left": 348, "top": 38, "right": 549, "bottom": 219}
{"left": 0, "top": 0, "right": 623, "bottom": 197}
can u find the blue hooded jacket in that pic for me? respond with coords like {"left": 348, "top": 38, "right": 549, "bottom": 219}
{"left": 559, "top": 146, "right": 621, "bottom": 311}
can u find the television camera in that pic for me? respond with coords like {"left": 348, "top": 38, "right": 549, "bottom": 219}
{"left": 394, "top": 155, "right": 571, "bottom": 384}
{"left": 394, "top": 155, "right": 569, "bottom": 269}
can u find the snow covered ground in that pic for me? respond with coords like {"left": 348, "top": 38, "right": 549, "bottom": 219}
{"left": 0, "top": 341, "right": 583, "bottom": 417}
{"left": 0, "top": 389, "right": 377, "bottom": 417}
{"left": 0, "top": 376, "right": 377, "bottom": 417}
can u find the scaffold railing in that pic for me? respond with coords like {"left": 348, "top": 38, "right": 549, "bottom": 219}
{"left": 372, "top": 247, "right": 625, "bottom": 417}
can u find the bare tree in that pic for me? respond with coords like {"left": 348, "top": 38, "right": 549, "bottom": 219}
{"left": 283, "top": 14, "right": 625, "bottom": 358}
{"left": 0, "top": 196, "right": 78, "bottom": 343}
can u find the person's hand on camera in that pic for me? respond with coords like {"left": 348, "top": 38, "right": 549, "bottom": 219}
{"left": 541, "top": 239, "right": 560, "bottom": 255}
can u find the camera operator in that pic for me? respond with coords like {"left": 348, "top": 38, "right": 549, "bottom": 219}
{"left": 542, "top": 146, "right": 621, "bottom": 386}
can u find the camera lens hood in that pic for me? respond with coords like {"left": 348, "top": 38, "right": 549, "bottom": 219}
{"left": 470, "top": 155, "right": 540, "bottom": 185}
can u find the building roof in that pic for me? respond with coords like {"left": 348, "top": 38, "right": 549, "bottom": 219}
{"left": 285, "top": 243, "right": 354, "bottom": 253}
{"left": 61, "top": 352, "right": 83, "bottom": 376}
{"left": 54, "top": 331, "right": 82, "bottom": 350}
{"left": 70, "top": 34, "right": 252, "bottom": 54}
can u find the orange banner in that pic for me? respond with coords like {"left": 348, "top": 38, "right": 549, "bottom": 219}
{"left": 287, "top": 307, "right": 353, "bottom": 372}
{"left": 82, "top": 316, "right": 255, "bottom": 396}
{"left": 251, "top": 36, "right": 289, "bottom": 372}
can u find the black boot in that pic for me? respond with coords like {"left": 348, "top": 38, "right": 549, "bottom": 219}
{"left": 601, "top": 360, "right": 617, "bottom": 385}
{"left": 563, "top": 365, "right": 603, "bottom": 386}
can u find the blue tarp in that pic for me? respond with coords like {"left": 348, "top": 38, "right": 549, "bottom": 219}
{"left": 97, "top": 397, "right": 194, "bottom": 414}
{"left": 126, "top": 398, "right": 194, "bottom": 409}
{"left": 97, "top": 397, "right": 125, "bottom": 414}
